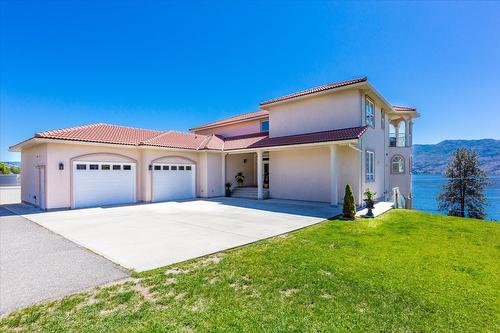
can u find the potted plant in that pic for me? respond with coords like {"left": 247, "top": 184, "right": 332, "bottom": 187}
{"left": 363, "top": 189, "right": 376, "bottom": 218}
{"left": 225, "top": 182, "right": 232, "bottom": 197}
{"left": 235, "top": 172, "right": 245, "bottom": 186}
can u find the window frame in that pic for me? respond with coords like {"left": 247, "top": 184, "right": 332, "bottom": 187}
{"left": 365, "top": 97, "right": 375, "bottom": 127}
{"left": 391, "top": 155, "right": 405, "bottom": 174}
{"left": 260, "top": 120, "right": 269, "bottom": 132}
{"left": 381, "top": 109, "right": 385, "bottom": 129}
{"left": 365, "top": 150, "right": 375, "bottom": 182}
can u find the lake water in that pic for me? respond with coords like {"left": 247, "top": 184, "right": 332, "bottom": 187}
{"left": 412, "top": 174, "right": 500, "bottom": 221}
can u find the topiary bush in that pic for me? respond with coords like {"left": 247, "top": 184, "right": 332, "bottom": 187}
{"left": 343, "top": 184, "right": 356, "bottom": 219}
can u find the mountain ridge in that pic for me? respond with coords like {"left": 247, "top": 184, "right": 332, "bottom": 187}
{"left": 413, "top": 139, "right": 499, "bottom": 175}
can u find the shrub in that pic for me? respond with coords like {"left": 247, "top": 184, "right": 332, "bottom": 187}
{"left": 343, "top": 184, "right": 356, "bottom": 219}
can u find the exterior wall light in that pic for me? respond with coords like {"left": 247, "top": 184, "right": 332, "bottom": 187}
{"left": 59, "top": 163, "right": 64, "bottom": 170}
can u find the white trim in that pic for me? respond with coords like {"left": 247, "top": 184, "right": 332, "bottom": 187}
{"left": 224, "top": 139, "right": 359, "bottom": 154}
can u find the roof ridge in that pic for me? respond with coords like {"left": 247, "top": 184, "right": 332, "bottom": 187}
{"left": 35, "top": 123, "right": 104, "bottom": 137}
{"left": 98, "top": 123, "right": 164, "bottom": 133}
{"left": 260, "top": 77, "right": 367, "bottom": 106}
{"left": 139, "top": 130, "right": 172, "bottom": 145}
{"left": 189, "top": 110, "right": 268, "bottom": 131}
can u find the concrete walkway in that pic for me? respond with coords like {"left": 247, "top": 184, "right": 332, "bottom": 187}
{"left": 0, "top": 207, "right": 129, "bottom": 316}
{"left": 355, "top": 201, "right": 394, "bottom": 218}
{"left": 19, "top": 198, "right": 341, "bottom": 272}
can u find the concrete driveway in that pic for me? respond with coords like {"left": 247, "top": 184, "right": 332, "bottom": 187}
{"left": 20, "top": 198, "right": 340, "bottom": 272}
{"left": 0, "top": 207, "right": 128, "bottom": 315}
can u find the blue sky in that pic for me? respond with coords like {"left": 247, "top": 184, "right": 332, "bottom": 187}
{"left": 1, "top": 1, "right": 499, "bottom": 161}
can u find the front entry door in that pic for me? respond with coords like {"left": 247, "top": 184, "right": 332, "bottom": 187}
{"left": 263, "top": 162, "right": 269, "bottom": 189}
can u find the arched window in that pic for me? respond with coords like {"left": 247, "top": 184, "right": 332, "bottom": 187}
{"left": 389, "top": 124, "right": 396, "bottom": 147}
{"left": 397, "top": 121, "right": 406, "bottom": 147}
{"left": 391, "top": 155, "right": 405, "bottom": 174}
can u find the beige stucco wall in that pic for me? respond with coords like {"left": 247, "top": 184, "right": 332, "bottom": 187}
{"left": 192, "top": 118, "right": 266, "bottom": 137}
{"left": 44, "top": 143, "right": 143, "bottom": 209}
{"left": 360, "top": 94, "right": 387, "bottom": 202}
{"left": 225, "top": 153, "right": 256, "bottom": 187}
{"left": 269, "top": 145, "right": 362, "bottom": 204}
{"left": 20, "top": 144, "right": 47, "bottom": 206}
{"left": 266, "top": 89, "right": 362, "bottom": 138}
{"left": 21, "top": 142, "right": 225, "bottom": 209}
{"left": 269, "top": 147, "right": 331, "bottom": 202}
{"left": 388, "top": 147, "right": 412, "bottom": 197}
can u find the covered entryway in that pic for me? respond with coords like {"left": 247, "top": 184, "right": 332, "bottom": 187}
{"left": 152, "top": 163, "right": 196, "bottom": 202}
{"left": 72, "top": 161, "right": 136, "bottom": 208}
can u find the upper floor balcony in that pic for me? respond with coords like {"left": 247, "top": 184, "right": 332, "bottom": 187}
{"left": 389, "top": 134, "right": 407, "bottom": 147}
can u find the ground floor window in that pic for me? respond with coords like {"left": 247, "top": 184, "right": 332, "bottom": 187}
{"left": 366, "top": 150, "right": 375, "bottom": 181}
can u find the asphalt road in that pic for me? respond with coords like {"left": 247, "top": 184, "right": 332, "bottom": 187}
{"left": 0, "top": 207, "right": 129, "bottom": 315}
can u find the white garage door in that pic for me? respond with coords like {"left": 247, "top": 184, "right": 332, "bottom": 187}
{"left": 73, "top": 161, "right": 136, "bottom": 208}
{"left": 152, "top": 163, "right": 196, "bottom": 202}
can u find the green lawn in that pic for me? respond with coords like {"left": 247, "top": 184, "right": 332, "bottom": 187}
{"left": 1, "top": 210, "right": 499, "bottom": 332}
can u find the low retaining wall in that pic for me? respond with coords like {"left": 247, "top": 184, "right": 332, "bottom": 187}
{"left": 0, "top": 186, "right": 21, "bottom": 205}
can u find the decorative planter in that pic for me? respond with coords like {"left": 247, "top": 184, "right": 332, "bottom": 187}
{"left": 363, "top": 199, "right": 375, "bottom": 218}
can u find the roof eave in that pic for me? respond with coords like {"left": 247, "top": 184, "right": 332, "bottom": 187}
{"left": 189, "top": 114, "right": 269, "bottom": 132}
{"left": 259, "top": 81, "right": 368, "bottom": 109}
{"left": 224, "top": 138, "right": 360, "bottom": 153}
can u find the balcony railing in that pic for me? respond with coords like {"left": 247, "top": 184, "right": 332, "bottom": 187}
{"left": 389, "top": 135, "right": 407, "bottom": 147}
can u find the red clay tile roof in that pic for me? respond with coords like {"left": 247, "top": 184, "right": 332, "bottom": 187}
{"left": 35, "top": 123, "right": 163, "bottom": 146}
{"left": 223, "top": 132, "right": 269, "bottom": 151}
{"left": 392, "top": 105, "right": 416, "bottom": 111}
{"left": 189, "top": 110, "right": 269, "bottom": 131}
{"left": 139, "top": 131, "right": 211, "bottom": 150}
{"left": 224, "top": 126, "right": 368, "bottom": 150}
{"left": 260, "top": 77, "right": 368, "bottom": 106}
{"left": 29, "top": 123, "right": 367, "bottom": 151}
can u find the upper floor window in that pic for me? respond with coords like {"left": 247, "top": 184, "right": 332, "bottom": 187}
{"left": 261, "top": 120, "right": 269, "bottom": 132}
{"left": 381, "top": 110, "right": 385, "bottom": 129}
{"left": 397, "top": 121, "right": 406, "bottom": 147}
{"left": 365, "top": 97, "right": 375, "bottom": 127}
{"left": 389, "top": 124, "right": 396, "bottom": 147}
{"left": 391, "top": 155, "right": 405, "bottom": 174}
{"left": 366, "top": 150, "right": 375, "bottom": 181}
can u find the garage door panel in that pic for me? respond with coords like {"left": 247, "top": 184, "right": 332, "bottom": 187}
{"left": 153, "top": 164, "right": 195, "bottom": 202}
{"left": 73, "top": 162, "right": 136, "bottom": 208}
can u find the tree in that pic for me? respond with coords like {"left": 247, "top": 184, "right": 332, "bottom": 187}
{"left": 437, "top": 148, "right": 488, "bottom": 219}
{"left": 0, "top": 163, "right": 11, "bottom": 174}
{"left": 9, "top": 165, "right": 21, "bottom": 174}
{"left": 343, "top": 184, "right": 356, "bottom": 219}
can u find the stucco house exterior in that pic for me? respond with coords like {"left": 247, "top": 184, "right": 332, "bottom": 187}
{"left": 10, "top": 77, "right": 419, "bottom": 210}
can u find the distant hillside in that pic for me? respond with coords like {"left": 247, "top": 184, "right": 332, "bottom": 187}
{"left": 413, "top": 139, "right": 500, "bottom": 175}
{"left": 1, "top": 161, "right": 21, "bottom": 167}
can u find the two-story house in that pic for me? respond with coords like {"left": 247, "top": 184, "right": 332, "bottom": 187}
{"left": 10, "top": 77, "right": 419, "bottom": 210}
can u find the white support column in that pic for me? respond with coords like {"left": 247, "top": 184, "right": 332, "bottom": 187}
{"left": 221, "top": 153, "right": 226, "bottom": 196}
{"left": 330, "top": 145, "right": 338, "bottom": 206}
{"left": 404, "top": 119, "right": 410, "bottom": 147}
{"left": 257, "top": 150, "right": 263, "bottom": 200}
